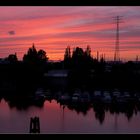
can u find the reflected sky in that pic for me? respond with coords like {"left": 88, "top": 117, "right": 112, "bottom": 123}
{"left": 0, "top": 99, "right": 140, "bottom": 133}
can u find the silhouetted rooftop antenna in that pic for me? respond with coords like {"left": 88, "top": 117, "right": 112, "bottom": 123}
{"left": 136, "top": 55, "right": 139, "bottom": 62}
{"left": 97, "top": 51, "right": 99, "bottom": 61}
{"left": 103, "top": 53, "right": 105, "bottom": 61}
{"left": 113, "top": 16, "right": 123, "bottom": 62}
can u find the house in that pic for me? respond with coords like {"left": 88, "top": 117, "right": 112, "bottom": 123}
{"left": 44, "top": 69, "right": 69, "bottom": 88}
{"left": 44, "top": 70, "right": 68, "bottom": 78}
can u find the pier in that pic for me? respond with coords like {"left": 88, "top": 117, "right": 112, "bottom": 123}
{"left": 29, "top": 116, "right": 40, "bottom": 133}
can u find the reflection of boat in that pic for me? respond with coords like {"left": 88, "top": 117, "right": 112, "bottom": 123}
{"left": 80, "top": 91, "right": 90, "bottom": 103}
{"left": 54, "top": 91, "right": 62, "bottom": 100}
{"left": 112, "top": 90, "right": 121, "bottom": 98}
{"left": 134, "top": 92, "right": 140, "bottom": 102}
{"left": 72, "top": 93, "right": 81, "bottom": 102}
{"left": 122, "top": 92, "right": 131, "bottom": 102}
{"left": 92, "top": 91, "right": 102, "bottom": 101}
{"left": 34, "top": 88, "right": 46, "bottom": 101}
{"left": 35, "top": 88, "right": 44, "bottom": 95}
{"left": 103, "top": 91, "right": 110, "bottom": 97}
{"left": 94, "top": 91, "right": 101, "bottom": 96}
{"left": 102, "top": 95, "right": 112, "bottom": 104}
{"left": 32, "top": 92, "right": 45, "bottom": 107}
{"left": 34, "top": 94, "right": 45, "bottom": 101}
{"left": 44, "top": 90, "right": 52, "bottom": 100}
{"left": 102, "top": 91, "right": 112, "bottom": 104}
{"left": 59, "top": 94, "right": 71, "bottom": 103}
{"left": 123, "top": 92, "right": 130, "bottom": 98}
{"left": 116, "top": 97, "right": 128, "bottom": 104}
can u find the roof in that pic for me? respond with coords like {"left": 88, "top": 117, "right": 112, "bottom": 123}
{"left": 44, "top": 70, "right": 69, "bottom": 77}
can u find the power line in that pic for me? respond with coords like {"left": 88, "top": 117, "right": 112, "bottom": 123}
{"left": 113, "top": 16, "right": 123, "bottom": 62}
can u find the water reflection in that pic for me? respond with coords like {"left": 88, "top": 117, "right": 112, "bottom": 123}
{"left": 3, "top": 96, "right": 44, "bottom": 110}
{"left": 93, "top": 103, "right": 105, "bottom": 124}
{"left": 0, "top": 96, "right": 140, "bottom": 133}
{"left": 1, "top": 88, "right": 140, "bottom": 125}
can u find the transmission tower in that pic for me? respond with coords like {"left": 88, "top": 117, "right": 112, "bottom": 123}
{"left": 113, "top": 16, "right": 123, "bottom": 62}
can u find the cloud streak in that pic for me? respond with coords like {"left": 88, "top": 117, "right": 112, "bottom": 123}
{"left": 0, "top": 6, "right": 140, "bottom": 61}
{"left": 8, "top": 30, "right": 15, "bottom": 35}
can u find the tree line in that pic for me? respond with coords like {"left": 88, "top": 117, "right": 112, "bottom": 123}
{"left": 4, "top": 43, "right": 106, "bottom": 70}
{"left": 1, "top": 43, "right": 140, "bottom": 92}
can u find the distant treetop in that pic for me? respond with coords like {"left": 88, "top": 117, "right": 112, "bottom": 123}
{"left": 23, "top": 43, "right": 48, "bottom": 64}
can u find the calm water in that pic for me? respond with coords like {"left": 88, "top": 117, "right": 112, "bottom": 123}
{"left": 0, "top": 98, "right": 140, "bottom": 134}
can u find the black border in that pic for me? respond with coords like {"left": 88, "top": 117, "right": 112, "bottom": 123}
{"left": 0, "top": 0, "right": 139, "bottom": 6}
{"left": 0, "top": 134, "right": 140, "bottom": 139}
{"left": 0, "top": 0, "right": 140, "bottom": 138}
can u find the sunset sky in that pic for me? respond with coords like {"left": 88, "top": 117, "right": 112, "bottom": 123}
{"left": 0, "top": 6, "right": 140, "bottom": 61}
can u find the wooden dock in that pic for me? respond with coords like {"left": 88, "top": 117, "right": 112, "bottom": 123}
{"left": 29, "top": 116, "right": 40, "bottom": 133}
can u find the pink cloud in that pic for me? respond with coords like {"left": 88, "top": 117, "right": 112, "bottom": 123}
{"left": 0, "top": 6, "right": 140, "bottom": 61}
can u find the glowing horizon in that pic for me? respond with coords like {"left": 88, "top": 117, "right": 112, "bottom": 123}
{"left": 0, "top": 6, "right": 140, "bottom": 61}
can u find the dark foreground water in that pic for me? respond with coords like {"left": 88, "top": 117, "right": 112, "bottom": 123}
{"left": 0, "top": 98, "right": 140, "bottom": 134}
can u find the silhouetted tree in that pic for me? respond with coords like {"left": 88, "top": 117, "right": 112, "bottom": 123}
{"left": 23, "top": 43, "right": 38, "bottom": 64}
{"left": 70, "top": 46, "right": 94, "bottom": 70}
{"left": 71, "top": 47, "right": 85, "bottom": 68}
{"left": 85, "top": 45, "right": 91, "bottom": 57}
{"left": 38, "top": 49, "right": 48, "bottom": 63}
{"left": 94, "top": 103, "right": 105, "bottom": 124}
{"left": 72, "top": 47, "right": 84, "bottom": 59}
{"left": 69, "top": 47, "right": 92, "bottom": 88}
{"left": 23, "top": 43, "right": 48, "bottom": 65}
{"left": 6, "top": 53, "right": 18, "bottom": 63}
{"left": 84, "top": 45, "right": 93, "bottom": 69}
{"left": 100, "top": 54, "right": 105, "bottom": 63}
{"left": 64, "top": 46, "right": 71, "bottom": 68}
{"left": 64, "top": 46, "right": 71, "bottom": 61}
